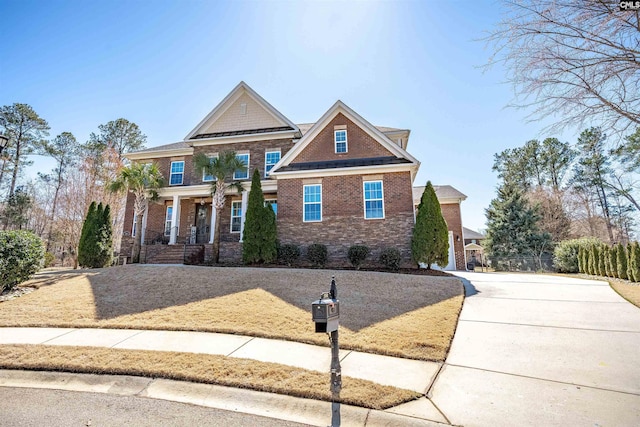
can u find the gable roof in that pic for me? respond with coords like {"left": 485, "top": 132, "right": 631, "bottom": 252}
{"left": 463, "top": 227, "right": 485, "bottom": 240}
{"left": 184, "top": 81, "right": 300, "bottom": 140}
{"left": 413, "top": 185, "right": 467, "bottom": 205}
{"left": 270, "top": 100, "right": 419, "bottom": 177}
{"left": 297, "top": 122, "right": 409, "bottom": 137}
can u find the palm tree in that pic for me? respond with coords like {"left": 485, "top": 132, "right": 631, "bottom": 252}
{"left": 194, "top": 150, "right": 246, "bottom": 263}
{"left": 109, "top": 162, "right": 164, "bottom": 263}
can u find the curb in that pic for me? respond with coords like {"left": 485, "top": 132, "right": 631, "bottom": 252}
{"left": 0, "top": 369, "right": 451, "bottom": 427}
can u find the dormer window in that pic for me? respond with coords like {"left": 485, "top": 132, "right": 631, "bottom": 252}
{"left": 335, "top": 129, "right": 348, "bottom": 153}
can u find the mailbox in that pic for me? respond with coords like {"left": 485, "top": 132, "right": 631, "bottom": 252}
{"left": 312, "top": 295, "right": 340, "bottom": 333}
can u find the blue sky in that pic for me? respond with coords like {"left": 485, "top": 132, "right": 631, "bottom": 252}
{"left": 1, "top": 0, "right": 572, "bottom": 232}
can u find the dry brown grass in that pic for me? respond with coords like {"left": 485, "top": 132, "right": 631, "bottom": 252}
{"left": 1, "top": 265, "right": 463, "bottom": 361}
{"left": 609, "top": 279, "right": 640, "bottom": 308}
{"left": 0, "top": 344, "right": 420, "bottom": 410}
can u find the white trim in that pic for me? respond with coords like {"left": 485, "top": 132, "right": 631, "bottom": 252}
{"left": 239, "top": 190, "right": 248, "bottom": 241}
{"left": 303, "top": 184, "right": 322, "bottom": 222}
{"left": 270, "top": 163, "right": 416, "bottom": 180}
{"left": 156, "top": 180, "right": 276, "bottom": 198}
{"left": 230, "top": 200, "right": 242, "bottom": 233}
{"left": 126, "top": 147, "right": 193, "bottom": 161}
{"left": 334, "top": 129, "right": 348, "bottom": 154}
{"left": 169, "top": 195, "right": 180, "bottom": 244}
{"left": 131, "top": 212, "right": 137, "bottom": 237}
{"left": 169, "top": 161, "right": 185, "bottom": 186}
{"left": 363, "top": 180, "right": 385, "bottom": 220}
{"left": 270, "top": 100, "right": 420, "bottom": 174}
{"left": 184, "top": 81, "right": 300, "bottom": 140}
{"left": 264, "top": 150, "right": 281, "bottom": 177}
{"left": 233, "top": 153, "right": 250, "bottom": 180}
{"left": 164, "top": 205, "right": 173, "bottom": 236}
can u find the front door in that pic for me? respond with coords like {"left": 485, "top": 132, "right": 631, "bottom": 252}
{"left": 195, "top": 204, "right": 210, "bottom": 243}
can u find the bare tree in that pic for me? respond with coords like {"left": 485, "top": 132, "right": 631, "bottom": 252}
{"left": 486, "top": 1, "right": 640, "bottom": 137}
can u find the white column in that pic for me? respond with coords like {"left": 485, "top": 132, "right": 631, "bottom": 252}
{"left": 140, "top": 202, "right": 149, "bottom": 244}
{"left": 169, "top": 195, "right": 181, "bottom": 244}
{"left": 209, "top": 205, "right": 217, "bottom": 244}
{"left": 239, "top": 190, "right": 248, "bottom": 242}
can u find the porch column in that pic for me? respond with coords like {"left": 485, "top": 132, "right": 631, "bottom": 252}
{"left": 239, "top": 190, "right": 248, "bottom": 242}
{"left": 169, "top": 195, "right": 181, "bottom": 244}
{"left": 209, "top": 205, "right": 217, "bottom": 244}
{"left": 140, "top": 202, "right": 149, "bottom": 244}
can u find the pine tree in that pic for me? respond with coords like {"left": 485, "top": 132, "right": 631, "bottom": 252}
{"left": 77, "top": 202, "right": 97, "bottom": 268}
{"left": 412, "top": 181, "right": 449, "bottom": 268}
{"left": 616, "top": 243, "right": 628, "bottom": 280}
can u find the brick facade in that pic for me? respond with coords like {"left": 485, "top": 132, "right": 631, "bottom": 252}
{"left": 293, "top": 113, "right": 393, "bottom": 164}
{"left": 277, "top": 172, "right": 415, "bottom": 266}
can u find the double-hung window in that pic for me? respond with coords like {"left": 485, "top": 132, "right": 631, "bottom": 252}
{"left": 234, "top": 153, "right": 249, "bottom": 180}
{"left": 170, "top": 161, "right": 184, "bottom": 185}
{"left": 363, "top": 180, "right": 384, "bottom": 219}
{"left": 303, "top": 184, "right": 322, "bottom": 222}
{"left": 334, "top": 130, "right": 348, "bottom": 153}
{"left": 265, "top": 151, "right": 280, "bottom": 177}
{"left": 202, "top": 156, "right": 217, "bottom": 182}
{"left": 164, "top": 206, "right": 173, "bottom": 236}
{"left": 231, "top": 201, "right": 243, "bottom": 233}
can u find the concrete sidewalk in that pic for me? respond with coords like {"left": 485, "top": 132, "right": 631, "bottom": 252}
{"left": 0, "top": 327, "right": 449, "bottom": 425}
{"left": 431, "top": 272, "right": 640, "bottom": 427}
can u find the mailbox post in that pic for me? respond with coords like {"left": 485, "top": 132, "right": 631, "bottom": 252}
{"left": 312, "top": 276, "right": 341, "bottom": 426}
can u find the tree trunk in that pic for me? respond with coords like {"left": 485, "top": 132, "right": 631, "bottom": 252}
{"left": 132, "top": 213, "right": 143, "bottom": 263}
{"left": 212, "top": 207, "right": 222, "bottom": 264}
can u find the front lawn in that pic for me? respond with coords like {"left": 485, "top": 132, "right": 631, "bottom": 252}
{"left": 0, "top": 265, "right": 463, "bottom": 361}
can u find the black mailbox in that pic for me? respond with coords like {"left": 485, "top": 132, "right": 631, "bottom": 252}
{"left": 312, "top": 295, "right": 340, "bottom": 333}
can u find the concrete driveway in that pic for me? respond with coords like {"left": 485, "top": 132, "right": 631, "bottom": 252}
{"left": 431, "top": 272, "right": 640, "bottom": 427}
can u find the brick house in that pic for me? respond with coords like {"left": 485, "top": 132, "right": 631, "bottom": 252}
{"left": 120, "top": 82, "right": 467, "bottom": 269}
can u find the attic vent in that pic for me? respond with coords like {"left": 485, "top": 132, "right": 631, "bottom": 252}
{"left": 240, "top": 103, "right": 247, "bottom": 115}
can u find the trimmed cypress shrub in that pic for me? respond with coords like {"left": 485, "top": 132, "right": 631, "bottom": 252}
{"left": 577, "top": 246, "right": 583, "bottom": 273}
{"left": 610, "top": 244, "right": 619, "bottom": 278}
{"left": 597, "top": 245, "right": 606, "bottom": 276}
{"left": 627, "top": 243, "right": 634, "bottom": 282}
{"left": 242, "top": 170, "right": 277, "bottom": 264}
{"left": 603, "top": 246, "right": 611, "bottom": 277}
{"left": 78, "top": 202, "right": 97, "bottom": 268}
{"left": 412, "top": 181, "right": 449, "bottom": 268}
{"left": 616, "top": 243, "right": 628, "bottom": 280}
{"left": 582, "top": 246, "right": 589, "bottom": 274}
{"left": 307, "top": 243, "right": 328, "bottom": 267}
{"left": 347, "top": 245, "right": 370, "bottom": 270}
{"left": 629, "top": 242, "right": 640, "bottom": 283}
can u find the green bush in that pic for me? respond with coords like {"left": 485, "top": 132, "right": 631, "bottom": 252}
{"left": 610, "top": 245, "right": 619, "bottom": 278}
{"left": 616, "top": 243, "right": 628, "bottom": 280}
{"left": 307, "top": 243, "right": 328, "bottom": 267}
{"left": 347, "top": 245, "right": 370, "bottom": 270}
{"left": 629, "top": 242, "right": 640, "bottom": 283}
{"left": 0, "top": 230, "right": 45, "bottom": 292}
{"left": 44, "top": 252, "right": 55, "bottom": 268}
{"left": 78, "top": 202, "right": 113, "bottom": 268}
{"left": 553, "top": 238, "right": 601, "bottom": 273}
{"left": 379, "top": 247, "right": 402, "bottom": 271}
{"left": 278, "top": 244, "right": 300, "bottom": 267}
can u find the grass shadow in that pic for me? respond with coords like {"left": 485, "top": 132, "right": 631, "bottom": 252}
{"left": 76, "top": 265, "right": 460, "bottom": 331}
